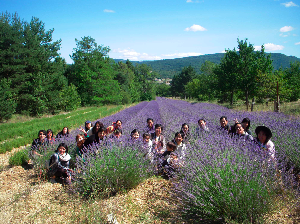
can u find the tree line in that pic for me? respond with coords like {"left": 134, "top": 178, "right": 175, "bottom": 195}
{"left": 164, "top": 39, "right": 300, "bottom": 108}
{"left": 0, "top": 12, "right": 156, "bottom": 122}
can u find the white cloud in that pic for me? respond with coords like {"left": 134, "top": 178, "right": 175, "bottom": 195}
{"left": 185, "top": 24, "right": 207, "bottom": 32}
{"left": 280, "top": 33, "right": 289, "bottom": 37}
{"left": 186, "top": 0, "right": 193, "bottom": 2}
{"left": 281, "top": 1, "right": 298, "bottom": 7}
{"left": 280, "top": 26, "right": 294, "bottom": 32}
{"left": 162, "top": 52, "right": 203, "bottom": 57}
{"left": 114, "top": 48, "right": 161, "bottom": 61}
{"left": 103, "top": 9, "right": 115, "bottom": 13}
{"left": 255, "top": 43, "right": 284, "bottom": 51}
{"left": 295, "top": 42, "right": 300, "bottom": 45}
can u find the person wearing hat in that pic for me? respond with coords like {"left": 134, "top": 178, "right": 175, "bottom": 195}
{"left": 255, "top": 126, "right": 275, "bottom": 160}
{"left": 79, "top": 120, "right": 93, "bottom": 137}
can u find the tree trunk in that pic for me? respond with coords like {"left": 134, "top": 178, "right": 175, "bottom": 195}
{"left": 245, "top": 90, "right": 249, "bottom": 111}
{"left": 230, "top": 91, "right": 234, "bottom": 106}
{"left": 251, "top": 97, "right": 255, "bottom": 111}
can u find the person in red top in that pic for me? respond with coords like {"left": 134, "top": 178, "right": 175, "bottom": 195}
{"left": 106, "top": 120, "right": 122, "bottom": 134}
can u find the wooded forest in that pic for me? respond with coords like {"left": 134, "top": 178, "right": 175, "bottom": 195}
{"left": 1, "top": 12, "right": 300, "bottom": 122}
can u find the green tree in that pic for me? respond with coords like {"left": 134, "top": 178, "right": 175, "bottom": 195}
{"left": 0, "top": 78, "right": 16, "bottom": 122}
{"left": 69, "top": 36, "right": 121, "bottom": 105}
{"left": 170, "top": 65, "right": 197, "bottom": 98}
{"left": 284, "top": 61, "right": 300, "bottom": 101}
{"left": 0, "top": 12, "right": 80, "bottom": 116}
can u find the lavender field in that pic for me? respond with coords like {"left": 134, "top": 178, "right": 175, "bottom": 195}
{"left": 39, "top": 97, "right": 300, "bottom": 222}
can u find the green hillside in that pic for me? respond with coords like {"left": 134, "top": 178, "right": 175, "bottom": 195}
{"left": 114, "top": 53, "right": 300, "bottom": 78}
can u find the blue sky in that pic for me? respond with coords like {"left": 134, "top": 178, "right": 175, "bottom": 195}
{"left": 1, "top": 0, "right": 300, "bottom": 63}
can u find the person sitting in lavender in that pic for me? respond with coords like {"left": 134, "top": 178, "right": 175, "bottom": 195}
{"left": 56, "top": 127, "right": 69, "bottom": 138}
{"left": 162, "top": 151, "right": 182, "bottom": 179}
{"left": 146, "top": 118, "right": 155, "bottom": 134}
{"left": 233, "top": 123, "right": 253, "bottom": 141}
{"left": 241, "top": 117, "right": 252, "bottom": 136}
{"left": 131, "top": 129, "right": 140, "bottom": 141}
{"left": 111, "top": 128, "right": 122, "bottom": 139}
{"left": 106, "top": 120, "right": 122, "bottom": 135}
{"left": 220, "top": 116, "right": 230, "bottom": 133}
{"left": 48, "top": 143, "right": 72, "bottom": 185}
{"left": 46, "top": 129, "right": 55, "bottom": 144}
{"left": 151, "top": 124, "right": 166, "bottom": 153}
{"left": 84, "top": 127, "right": 107, "bottom": 148}
{"left": 173, "top": 132, "right": 186, "bottom": 160}
{"left": 79, "top": 120, "right": 93, "bottom": 137}
{"left": 196, "top": 118, "right": 209, "bottom": 134}
{"left": 86, "top": 121, "right": 104, "bottom": 137}
{"left": 31, "top": 130, "right": 48, "bottom": 157}
{"left": 180, "top": 123, "right": 190, "bottom": 143}
{"left": 143, "top": 133, "right": 153, "bottom": 161}
{"left": 254, "top": 126, "right": 276, "bottom": 161}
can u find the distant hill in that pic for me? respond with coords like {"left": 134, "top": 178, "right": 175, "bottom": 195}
{"left": 114, "top": 53, "right": 300, "bottom": 78}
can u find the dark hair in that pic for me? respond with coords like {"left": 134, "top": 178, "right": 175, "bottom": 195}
{"left": 143, "top": 133, "right": 151, "bottom": 138}
{"left": 116, "top": 120, "right": 122, "bottom": 124}
{"left": 234, "top": 123, "right": 243, "bottom": 130}
{"left": 98, "top": 127, "right": 106, "bottom": 133}
{"left": 131, "top": 129, "right": 139, "bottom": 136}
{"left": 47, "top": 129, "right": 53, "bottom": 135}
{"left": 92, "top": 121, "right": 104, "bottom": 134}
{"left": 155, "top": 124, "right": 163, "bottom": 131}
{"left": 220, "top": 116, "right": 227, "bottom": 121}
{"left": 174, "top": 132, "right": 183, "bottom": 138}
{"left": 114, "top": 128, "right": 122, "bottom": 134}
{"left": 241, "top": 117, "right": 251, "bottom": 131}
{"left": 38, "top": 130, "right": 47, "bottom": 136}
{"left": 255, "top": 126, "right": 272, "bottom": 144}
{"left": 198, "top": 118, "right": 206, "bottom": 123}
{"left": 181, "top": 123, "right": 189, "bottom": 129}
{"left": 147, "top": 118, "right": 153, "bottom": 123}
{"left": 166, "top": 142, "right": 176, "bottom": 151}
{"left": 62, "top": 127, "right": 69, "bottom": 134}
{"left": 85, "top": 120, "right": 92, "bottom": 131}
{"left": 56, "top": 142, "right": 69, "bottom": 153}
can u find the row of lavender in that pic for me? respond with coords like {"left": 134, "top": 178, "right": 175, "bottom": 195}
{"left": 51, "top": 98, "right": 299, "bottom": 222}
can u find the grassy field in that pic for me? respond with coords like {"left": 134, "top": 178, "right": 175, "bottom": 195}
{"left": 0, "top": 105, "right": 127, "bottom": 154}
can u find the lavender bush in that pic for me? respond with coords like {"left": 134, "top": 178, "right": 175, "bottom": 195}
{"left": 74, "top": 139, "right": 154, "bottom": 198}
{"left": 26, "top": 97, "right": 299, "bottom": 222}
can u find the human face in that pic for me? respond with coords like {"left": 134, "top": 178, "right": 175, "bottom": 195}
{"left": 235, "top": 124, "right": 244, "bottom": 135}
{"left": 39, "top": 132, "right": 46, "bottom": 140}
{"left": 95, "top": 124, "right": 100, "bottom": 132}
{"left": 182, "top": 125, "right": 189, "bottom": 133}
{"left": 116, "top": 121, "right": 122, "bottom": 129}
{"left": 258, "top": 131, "right": 267, "bottom": 144}
{"left": 242, "top": 122, "right": 249, "bottom": 129}
{"left": 175, "top": 134, "right": 183, "bottom": 144}
{"left": 47, "top": 132, "right": 52, "bottom": 139}
{"left": 199, "top": 120, "right": 206, "bottom": 128}
{"left": 63, "top": 127, "right": 68, "bottom": 135}
{"left": 147, "top": 120, "right": 153, "bottom": 128}
{"left": 58, "top": 146, "right": 66, "bottom": 155}
{"left": 132, "top": 132, "right": 139, "bottom": 140}
{"left": 220, "top": 118, "right": 228, "bottom": 127}
{"left": 85, "top": 123, "right": 91, "bottom": 129}
{"left": 77, "top": 136, "right": 83, "bottom": 142}
{"left": 143, "top": 136, "right": 150, "bottom": 143}
{"left": 98, "top": 131, "right": 105, "bottom": 139}
{"left": 155, "top": 127, "right": 162, "bottom": 136}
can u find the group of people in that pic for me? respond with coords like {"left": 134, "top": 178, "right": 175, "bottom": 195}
{"left": 219, "top": 116, "right": 275, "bottom": 160}
{"left": 30, "top": 115, "right": 275, "bottom": 184}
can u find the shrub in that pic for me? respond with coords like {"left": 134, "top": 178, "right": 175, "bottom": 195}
{"left": 9, "top": 148, "right": 30, "bottom": 166}
{"left": 174, "top": 133, "right": 284, "bottom": 223}
{"left": 74, "top": 139, "right": 153, "bottom": 198}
